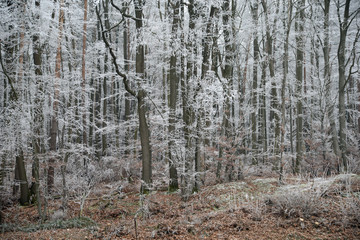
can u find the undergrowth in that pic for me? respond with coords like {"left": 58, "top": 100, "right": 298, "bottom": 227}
{"left": 0, "top": 216, "right": 97, "bottom": 233}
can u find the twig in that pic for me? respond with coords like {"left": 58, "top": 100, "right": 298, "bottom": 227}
{"left": 147, "top": 95, "right": 165, "bottom": 120}
{"left": 0, "top": 42, "right": 18, "bottom": 101}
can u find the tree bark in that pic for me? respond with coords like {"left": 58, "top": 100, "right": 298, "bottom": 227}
{"left": 48, "top": 0, "right": 65, "bottom": 192}
{"left": 323, "top": 0, "right": 341, "bottom": 170}
{"left": 96, "top": 0, "right": 152, "bottom": 193}
{"left": 168, "top": 0, "right": 180, "bottom": 192}
{"left": 16, "top": 152, "right": 29, "bottom": 206}
{"left": 280, "top": 0, "right": 292, "bottom": 181}
{"left": 251, "top": 1, "right": 259, "bottom": 164}
{"left": 81, "top": 0, "right": 88, "bottom": 145}
{"left": 134, "top": 0, "right": 152, "bottom": 193}
{"left": 295, "top": 0, "right": 305, "bottom": 173}
{"left": 337, "top": 0, "right": 351, "bottom": 171}
{"left": 32, "top": 0, "right": 44, "bottom": 219}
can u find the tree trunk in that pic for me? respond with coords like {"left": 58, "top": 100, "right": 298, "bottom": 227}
{"left": 49, "top": 0, "right": 65, "bottom": 192}
{"left": 134, "top": 0, "right": 152, "bottom": 193}
{"left": 16, "top": 3, "right": 30, "bottom": 206}
{"left": 221, "top": 0, "right": 234, "bottom": 181}
{"left": 17, "top": 152, "right": 29, "bottom": 206}
{"left": 123, "top": 4, "right": 132, "bottom": 162}
{"left": 168, "top": 0, "right": 180, "bottom": 192}
{"left": 251, "top": 1, "right": 259, "bottom": 164}
{"left": 323, "top": 0, "right": 341, "bottom": 170}
{"left": 262, "top": 0, "right": 280, "bottom": 164}
{"left": 295, "top": 0, "right": 305, "bottom": 173}
{"left": 32, "top": 0, "right": 44, "bottom": 219}
{"left": 81, "top": 0, "right": 88, "bottom": 145}
{"left": 102, "top": 0, "right": 111, "bottom": 157}
{"left": 95, "top": 11, "right": 102, "bottom": 160}
{"left": 181, "top": 0, "right": 197, "bottom": 197}
{"left": 280, "top": 0, "right": 292, "bottom": 181}
{"left": 337, "top": 0, "right": 351, "bottom": 171}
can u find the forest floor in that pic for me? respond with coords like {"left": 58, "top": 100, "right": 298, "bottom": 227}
{"left": 1, "top": 174, "right": 360, "bottom": 239}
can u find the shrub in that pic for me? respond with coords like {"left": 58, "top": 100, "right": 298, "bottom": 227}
{"left": 267, "top": 189, "right": 323, "bottom": 219}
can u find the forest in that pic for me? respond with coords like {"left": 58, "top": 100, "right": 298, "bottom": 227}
{"left": 1, "top": 0, "right": 360, "bottom": 239}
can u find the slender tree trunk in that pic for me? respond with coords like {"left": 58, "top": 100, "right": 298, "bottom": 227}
{"left": 262, "top": 0, "right": 280, "bottom": 164}
{"left": 48, "top": 0, "right": 64, "bottom": 192}
{"left": 16, "top": 3, "right": 30, "bottom": 205}
{"left": 295, "top": 0, "right": 305, "bottom": 173}
{"left": 95, "top": 12, "right": 102, "bottom": 160}
{"left": 337, "top": 0, "right": 351, "bottom": 171}
{"left": 32, "top": 0, "right": 44, "bottom": 219}
{"left": 168, "top": 0, "right": 180, "bottom": 192}
{"left": 323, "top": 0, "right": 341, "bottom": 171}
{"left": 102, "top": 0, "right": 111, "bottom": 157}
{"left": 280, "top": 0, "right": 292, "bottom": 181}
{"left": 260, "top": 54, "right": 267, "bottom": 163}
{"left": 201, "top": 5, "right": 219, "bottom": 184}
{"left": 221, "top": 0, "right": 234, "bottom": 181}
{"left": 134, "top": 0, "right": 152, "bottom": 193}
{"left": 81, "top": 0, "right": 88, "bottom": 145}
{"left": 122, "top": 3, "right": 133, "bottom": 163}
{"left": 181, "top": 0, "right": 197, "bottom": 197}
{"left": 251, "top": 1, "right": 259, "bottom": 165}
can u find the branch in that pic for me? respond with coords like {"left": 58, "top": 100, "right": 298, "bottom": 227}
{"left": 347, "top": 7, "right": 360, "bottom": 29}
{"left": 343, "top": 27, "right": 360, "bottom": 89}
{"left": 110, "top": 0, "right": 137, "bottom": 21}
{"left": 96, "top": 5, "right": 136, "bottom": 98}
{"left": 146, "top": 95, "right": 165, "bottom": 121}
{"left": 0, "top": 42, "right": 18, "bottom": 101}
{"left": 103, "top": 18, "right": 125, "bottom": 33}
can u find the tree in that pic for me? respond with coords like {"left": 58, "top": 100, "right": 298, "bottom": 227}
{"left": 262, "top": 0, "right": 280, "bottom": 164}
{"left": 280, "top": 0, "right": 293, "bottom": 180}
{"left": 48, "top": 0, "right": 65, "bottom": 192}
{"left": 295, "top": 0, "right": 305, "bottom": 173}
{"left": 32, "top": 0, "right": 45, "bottom": 219}
{"left": 322, "top": 0, "right": 341, "bottom": 171}
{"left": 96, "top": 0, "right": 152, "bottom": 193}
{"left": 250, "top": 0, "right": 260, "bottom": 164}
{"left": 168, "top": 0, "right": 180, "bottom": 192}
{"left": 336, "top": 0, "right": 360, "bottom": 170}
{"left": 81, "top": 0, "right": 88, "bottom": 146}
{"left": 221, "top": 0, "right": 234, "bottom": 181}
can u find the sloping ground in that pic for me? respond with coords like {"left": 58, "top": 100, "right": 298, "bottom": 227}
{"left": 1, "top": 174, "right": 360, "bottom": 239}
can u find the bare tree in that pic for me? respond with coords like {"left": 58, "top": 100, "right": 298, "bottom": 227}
{"left": 96, "top": 0, "right": 152, "bottom": 193}
{"left": 168, "top": 0, "right": 180, "bottom": 192}
{"left": 295, "top": 0, "right": 305, "bottom": 173}
{"left": 48, "top": 0, "right": 65, "bottom": 192}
